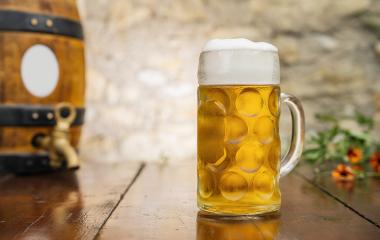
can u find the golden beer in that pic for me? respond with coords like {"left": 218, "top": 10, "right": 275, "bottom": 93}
{"left": 197, "top": 85, "right": 281, "bottom": 215}
{"left": 197, "top": 38, "right": 305, "bottom": 215}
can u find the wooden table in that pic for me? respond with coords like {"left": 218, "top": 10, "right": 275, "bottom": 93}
{"left": 0, "top": 161, "right": 379, "bottom": 240}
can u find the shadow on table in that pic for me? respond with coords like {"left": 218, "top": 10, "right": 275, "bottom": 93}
{"left": 196, "top": 211, "right": 280, "bottom": 240}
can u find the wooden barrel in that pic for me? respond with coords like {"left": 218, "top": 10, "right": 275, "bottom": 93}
{"left": 0, "top": 0, "right": 85, "bottom": 172}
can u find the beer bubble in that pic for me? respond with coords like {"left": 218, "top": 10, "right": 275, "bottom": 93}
{"left": 198, "top": 143, "right": 226, "bottom": 165}
{"left": 236, "top": 88, "right": 263, "bottom": 117}
{"left": 254, "top": 117, "right": 274, "bottom": 144}
{"left": 198, "top": 100, "right": 226, "bottom": 117}
{"left": 268, "top": 88, "right": 280, "bottom": 117}
{"left": 224, "top": 115, "right": 248, "bottom": 144}
{"left": 219, "top": 171, "right": 248, "bottom": 201}
{"left": 252, "top": 171, "right": 275, "bottom": 199}
{"left": 198, "top": 101, "right": 226, "bottom": 163}
{"left": 198, "top": 169, "right": 215, "bottom": 198}
{"left": 202, "top": 88, "right": 230, "bottom": 112}
{"left": 207, "top": 148, "right": 230, "bottom": 173}
{"left": 268, "top": 139, "right": 280, "bottom": 172}
{"left": 236, "top": 142, "right": 265, "bottom": 173}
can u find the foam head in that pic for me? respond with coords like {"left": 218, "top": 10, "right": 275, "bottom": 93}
{"left": 198, "top": 38, "right": 280, "bottom": 85}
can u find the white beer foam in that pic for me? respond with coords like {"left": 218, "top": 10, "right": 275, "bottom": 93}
{"left": 202, "top": 38, "right": 278, "bottom": 52}
{"left": 198, "top": 38, "right": 280, "bottom": 85}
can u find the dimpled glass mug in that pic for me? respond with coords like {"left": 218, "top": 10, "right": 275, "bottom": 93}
{"left": 197, "top": 39, "right": 305, "bottom": 215}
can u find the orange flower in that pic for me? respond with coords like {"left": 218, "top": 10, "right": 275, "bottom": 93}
{"left": 370, "top": 152, "right": 380, "bottom": 172}
{"left": 347, "top": 147, "right": 363, "bottom": 164}
{"left": 331, "top": 164, "right": 355, "bottom": 182}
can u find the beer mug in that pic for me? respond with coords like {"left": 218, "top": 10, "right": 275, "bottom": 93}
{"left": 197, "top": 39, "right": 305, "bottom": 215}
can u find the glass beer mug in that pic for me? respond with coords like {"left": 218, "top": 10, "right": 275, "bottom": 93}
{"left": 197, "top": 39, "right": 305, "bottom": 215}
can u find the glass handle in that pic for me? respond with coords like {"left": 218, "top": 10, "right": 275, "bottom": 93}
{"left": 279, "top": 93, "right": 305, "bottom": 177}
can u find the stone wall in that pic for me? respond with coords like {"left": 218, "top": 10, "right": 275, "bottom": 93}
{"left": 78, "top": 0, "right": 380, "bottom": 162}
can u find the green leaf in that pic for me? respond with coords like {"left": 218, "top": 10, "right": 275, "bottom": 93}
{"left": 325, "top": 126, "right": 339, "bottom": 140}
{"left": 303, "top": 148, "right": 325, "bottom": 164}
{"left": 354, "top": 111, "right": 374, "bottom": 130}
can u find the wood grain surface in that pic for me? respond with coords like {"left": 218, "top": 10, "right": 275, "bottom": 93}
{"left": 296, "top": 165, "right": 380, "bottom": 228}
{"left": 98, "top": 163, "right": 380, "bottom": 240}
{"left": 1, "top": 161, "right": 379, "bottom": 240}
{"left": 0, "top": 161, "right": 144, "bottom": 240}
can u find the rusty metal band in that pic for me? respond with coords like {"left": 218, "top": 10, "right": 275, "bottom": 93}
{"left": 0, "top": 104, "right": 85, "bottom": 127}
{"left": 0, "top": 10, "right": 83, "bottom": 39}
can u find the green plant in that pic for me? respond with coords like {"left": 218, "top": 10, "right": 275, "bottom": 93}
{"left": 303, "top": 112, "right": 380, "bottom": 180}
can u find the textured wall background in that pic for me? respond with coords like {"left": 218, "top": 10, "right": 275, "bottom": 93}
{"left": 77, "top": 0, "right": 380, "bottom": 163}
